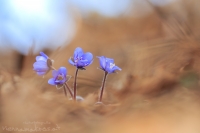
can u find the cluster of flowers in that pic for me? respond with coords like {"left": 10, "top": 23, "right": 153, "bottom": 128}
{"left": 33, "top": 47, "right": 121, "bottom": 103}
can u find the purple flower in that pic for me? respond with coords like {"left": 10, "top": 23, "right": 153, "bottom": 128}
{"left": 48, "top": 67, "right": 67, "bottom": 85}
{"left": 97, "top": 56, "right": 121, "bottom": 73}
{"left": 68, "top": 47, "right": 93, "bottom": 69}
{"left": 33, "top": 52, "right": 53, "bottom": 76}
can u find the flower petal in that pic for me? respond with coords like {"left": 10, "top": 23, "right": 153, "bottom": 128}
{"left": 74, "top": 47, "right": 84, "bottom": 59}
{"left": 52, "top": 70, "right": 58, "bottom": 78}
{"left": 40, "top": 52, "right": 49, "bottom": 59}
{"left": 68, "top": 58, "right": 75, "bottom": 66}
{"left": 36, "top": 56, "right": 47, "bottom": 62}
{"left": 58, "top": 67, "right": 67, "bottom": 75}
{"left": 37, "top": 72, "right": 46, "bottom": 76}
{"left": 87, "top": 60, "right": 93, "bottom": 66}
{"left": 97, "top": 56, "right": 106, "bottom": 70}
{"left": 33, "top": 61, "right": 49, "bottom": 71}
{"left": 77, "top": 60, "right": 86, "bottom": 68}
{"left": 105, "top": 62, "right": 114, "bottom": 73}
{"left": 48, "top": 78, "right": 56, "bottom": 85}
{"left": 82, "top": 52, "right": 93, "bottom": 62}
{"left": 61, "top": 79, "right": 66, "bottom": 84}
{"left": 78, "top": 59, "right": 91, "bottom": 66}
{"left": 112, "top": 66, "right": 122, "bottom": 72}
{"left": 105, "top": 57, "right": 114, "bottom": 63}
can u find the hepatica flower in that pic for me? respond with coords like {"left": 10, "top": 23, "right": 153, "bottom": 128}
{"left": 68, "top": 47, "right": 93, "bottom": 101}
{"left": 48, "top": 67, "right": 67, "bottom": 86}
{"left": 68, "top": 47, "right": 93, "bottom": 69}
{"left": 33, "top": 52, "right": 53, "bottom": 76}
{"left": 97, "top": 56, "right": 121, "bottom": 73}
{"left": 97, "top": 56, "right": 122, "bottom": 103}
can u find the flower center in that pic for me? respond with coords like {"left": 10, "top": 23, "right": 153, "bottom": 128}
{"left": 56, "top": 74, "right": 63, "bottom": 80}
{"left": 75, "top": 57, "right": 83, "bottom": 63}
{"left": 110, "top": 63, "right": 115, "bottom": 69}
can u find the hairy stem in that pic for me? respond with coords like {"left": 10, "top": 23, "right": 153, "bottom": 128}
{"left": 98, "top": 71, "right": 108, "bottom": 102}
{"left": 73, "top": 68, "right": 79, "bottom": 101}
{"left": 64, "top": 83, "right": 74, "bottom": 98}
{"left": 63, "top": 85, "right": 67, "bottom": 97}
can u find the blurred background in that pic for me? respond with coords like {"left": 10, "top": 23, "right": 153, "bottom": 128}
{"left": 0, "top": 0, "right": 181, "bottom": 73}
{"left": 1, "top": 0, "right": 200, "bottom": 133}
